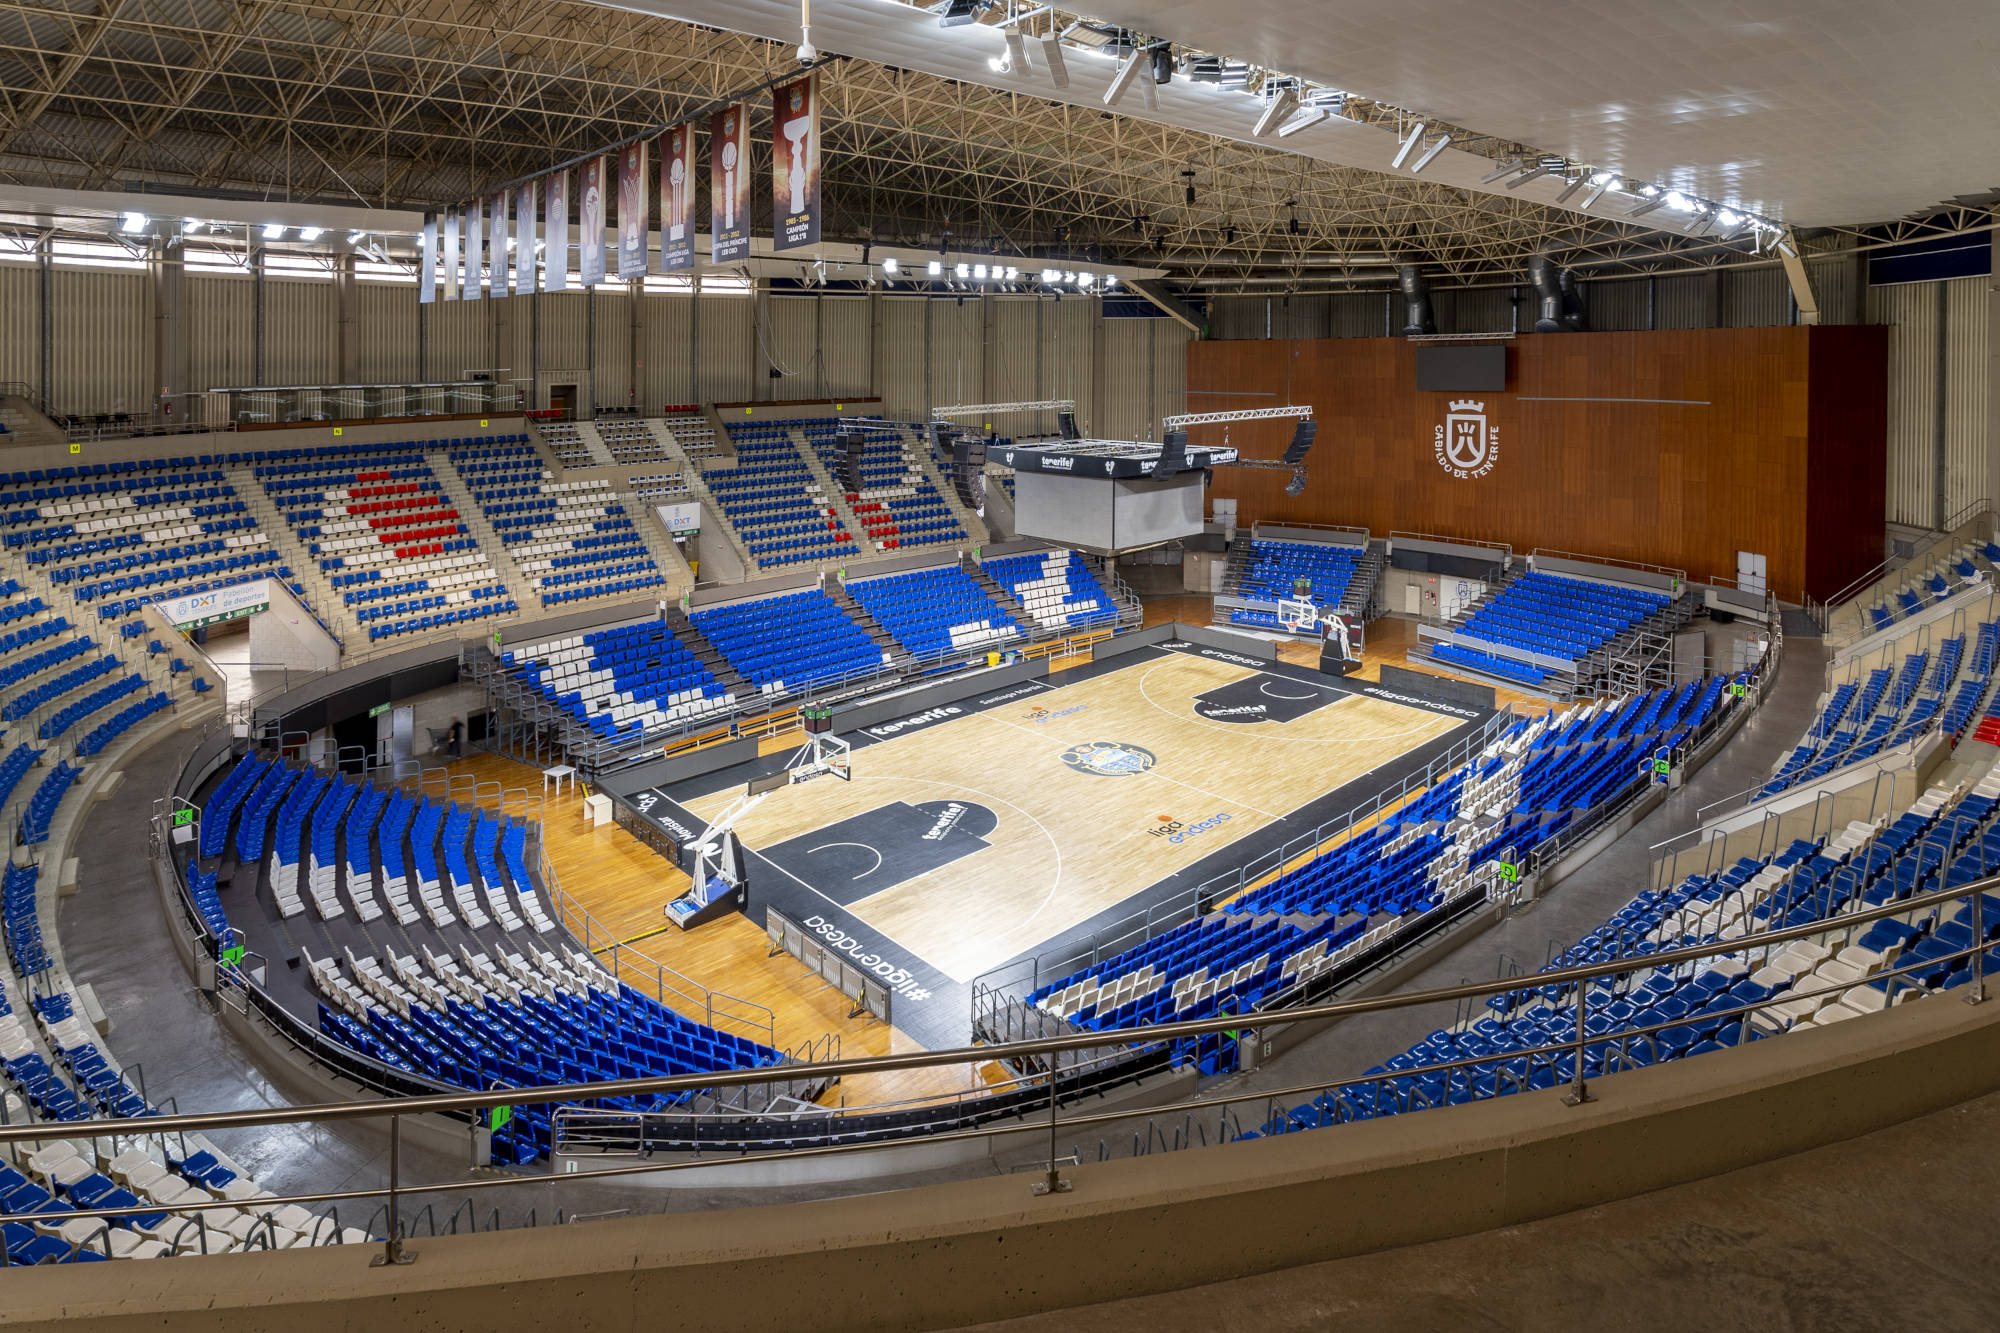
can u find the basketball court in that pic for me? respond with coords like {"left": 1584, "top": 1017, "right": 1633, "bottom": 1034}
{"left": 627, "top": 641, "right": 1490, "bottom": 1047}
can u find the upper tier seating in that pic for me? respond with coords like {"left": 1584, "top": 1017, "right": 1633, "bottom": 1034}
{"left": 1228, "top": 540, "right": 1361, "bottom": 631}
{"left": 801, "top": 420, "right": 966, "bottom": 551}
{"left": 691, "top": 589, "right": 884, "bottom": 693}
{"left": 1244, "top": 761, "right": 2000, "bottom": 1137}
{"left": 659, "top": 411, "right": 717, "bottom": 455}
{"left": 981, "top": 550, "right": 1118, "bottom": 630}
{"left": 629, "top": 472, "right": 692, "bottom": 502}
{"left": 2, "top": 458, "right": 289, "bottom": 627}
{"left": 1027, "top": 677, "right": 1735, "bottom": 1076}
{"left": 597, "top": 421, "right": 670, "bottom": 467}
{"left": 256, "top": 439, "right": 519, "bottom": 642}
{"left": 703, "top": 427, "right": 856, "bottom": 568}
{"left": 194, "top": 753, "right": 790, "bottom": 1164}
{"left": 537, "top": 422, "right": 597, "bottom": 469}
{"left": 504, "top": 622, "right": 735, "bottom": 741}
{"left": 449, "top": 443, "right": 665, "bottom": 608}
{"left": 847, "top": 565, "right": 1021, "bottom": 659}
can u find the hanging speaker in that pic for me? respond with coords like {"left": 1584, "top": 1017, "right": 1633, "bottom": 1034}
{"left": 952, "top": 439, "right": 988, "bottom": 516}
{"left": 1150, "top": 429, "right": 1188, "bottom": 480}
{"left": 1057, "top": 408, "right": 1081, "bottom": 440}
{"left": 837, "top": 429, "right": 865, "bottom": 494}
{"left": 1281, "top": 419, "right": 1318, "bottom": 465}
{"left": 928, "top": 420, "right": 960, "bottom": 463}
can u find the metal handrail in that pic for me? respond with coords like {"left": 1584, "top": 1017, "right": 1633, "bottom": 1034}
{"left": 1529, "top": 547, "right": 1686, "bottom": 584}
{"left": 1386, "top": 529, "right": 1512, "bottom": 562}
{"left": 44, "top": 863, "right": 1991, "bottom": 1150}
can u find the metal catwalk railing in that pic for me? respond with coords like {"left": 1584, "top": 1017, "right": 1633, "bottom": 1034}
{"left": 2, "top": 871, "right": 1992, "bottom": 1266}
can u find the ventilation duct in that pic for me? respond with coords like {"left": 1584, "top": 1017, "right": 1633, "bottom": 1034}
{"left": 1528, "top": 254, "right": 1564, "bottom": 333}
{"left": 1558, "top": 269, "right": 1589, "bottom": 332}
{"left": 1398, "top": 265, "right": 1436, "bottom": 336}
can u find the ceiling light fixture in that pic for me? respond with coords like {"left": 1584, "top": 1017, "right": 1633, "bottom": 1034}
{"left": 1391, "top": 122, "right": 1425, "bottom": 170}
{"left": 1410, "top": 134, "right": 1451, "bottom": 175}
{"left": 1103, "top": 50, "right": 1143, "bottom": 106}
{"left": 1003, "top": 25, "right": 1030, "bottom": 77}
{"left": 1553, "top": 176, "right": 1587, "bottom": 205}
{"left": 299, "top": 227, "right": 323, "bottom": 242}
{"left": 1252, "top": 85, "right": 1299, "bottom": 138}
{"left": 933, "top": 0, "right": 991, "bottom": 27}
{"left": 1480, "top": 158, "right": 1523, "bottom": 185}
{"left": 928, "top": 260, "right": 943, "bottom": 275}
{"left": 1626, "top": 194, "right": 1668, "bottom": 218}
{"left": 1041, "top": 35, "right": 1069, "bottom": 87}
{"left": 882, "top": 256, "right": 899, "bottom": 274}
{"left": 1276, "top": 108, "right": 1328, "bottom": 138}
{"left": 1579, "top": 179, "right": 1613, "bottom": 211}
{"left": 262, "top": 224, "right": 285, "bottom": 240}
{"left": 1505, "top": 163, "right": 1553, "bottom": 189}
{"left": 120, "top": 212, "right": 148, "bottom": 233}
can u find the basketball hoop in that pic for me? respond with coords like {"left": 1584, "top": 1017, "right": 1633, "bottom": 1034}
{"left": 1277, "top": 598, "right": 1319, "bottom": 633}
{"left": 789, "top": 732, "right": 851, "bottom": 783}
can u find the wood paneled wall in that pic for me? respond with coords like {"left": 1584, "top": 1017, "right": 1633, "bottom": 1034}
{"left": 1189, "top": 327, "right": 1887, "bottom": 601}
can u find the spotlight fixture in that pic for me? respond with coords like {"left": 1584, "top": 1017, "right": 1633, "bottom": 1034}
{"left": 1391, "top": 122, "right": 1426, "bottom": 170}
{"left": 973, "top": 263, "right": 987, "bottom": 279}
{"left": 1663, "top": 190, "right": 1695, "bottom": 212}
{"left": 1504, "top": 162, "right": 1553, "bottom": 189}
{"left": 1276, "top": 108, "right": 1328, "bottom": 138}
{"left": 1182, "top": 169, "right": 1197, "bottom": 205}
{"left": 1287, "top": 201, "right": 1300, "bottom": 236}
{"left": 1626, "top": 194, "right": 1668, "bottom": 218}
{"left": 1579, "top": 179, "right": 1612, "bottom": 210}
{"left": 1150, "top": 44, "right": 1174, "bottom": 84}
{"left": 1224, "top": 224, "right": 1237, "bottom": 243}
{"left": 345, "top": 230, "right": 365, "bottom": 245}
{"left": 1554, "top": 176, "right": 1587, "bottom": 205}
{"left": 928, "top": 260, "right": 943, "bottom": 275}
{"left": 1480, "top": 158, "right": 1523, "bottom": 184}
{"left": 298, "top": 227, "right": 323, "bottom": 242}
{"left": 262, "top": 223, "right": 286, "bottom": 239}
{"left": 1410, "top": 134, "right": 1451, "bottom": 175}
{"left": 1252, "top": 84, "right": 1299, "bottom": 138}
{"left": 1284, "top": 470, "right": 1306, "bottom": 497}
{"left": 1104, "top": 50, "right": 1144, "bottom": 107}
{"left": 882, "top": 256, "right": 899, "bottom": 274}
{"left": 1076, "top": 271, "right": 1094, "bottom": 288}
{"left": 120, "top": 212, "right": 148, "bottom": 234}
{"left": 1590, "top": 170, "right": 1617, "bottom": 186}
{"left": 1063, "top": 271, "right": 1077, "bottom": 283}
{"left": 1005, "top": 266, "right": 1019, "bottom": 280}
{"left": 956, "top": 262, "right": 970, "bottom": 278}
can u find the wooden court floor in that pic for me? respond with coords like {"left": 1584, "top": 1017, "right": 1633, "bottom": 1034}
{"left": 682, "top": 650, "right": 1461, "bottom": 983}
{"left": 430, "top": 599, "right": 1548, "bottom": 1112}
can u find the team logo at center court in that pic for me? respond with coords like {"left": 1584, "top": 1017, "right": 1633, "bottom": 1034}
{"left": 1434, "top": 399, "right": 1500, "bottom": 480}
{"left": 1060, "top": 741, "right": 1157, "bottom": 777}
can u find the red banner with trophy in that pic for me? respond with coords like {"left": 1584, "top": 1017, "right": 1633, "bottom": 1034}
{"left": 659, "top": 122, "right": 695, "bottom": 273}
{"left": 543, "top": 168, "right": 568, "bottom": 292}
{"left": 617, "top": 139, "right": 648, "bottom": 280}
{"left": 578, "top": 156, "right": 608, "bottom": 287}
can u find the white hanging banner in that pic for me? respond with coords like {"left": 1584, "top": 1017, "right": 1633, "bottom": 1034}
{"left": 514, "top": 180, "right": 536, "bottom": 296}
{"left": 419, "top": 215, "right": 437, "bottom": 304}
{"left": 543, "top": 168, "right": 569, "bottom": 292}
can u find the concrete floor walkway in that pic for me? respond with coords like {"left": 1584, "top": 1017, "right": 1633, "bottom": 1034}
{"left": 954, "top": 1084, "right": 2000, "bottom": 1333}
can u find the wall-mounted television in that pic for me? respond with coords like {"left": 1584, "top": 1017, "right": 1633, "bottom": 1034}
{"left": 1415, "top": 344, "right": 1508, "bottom": 392}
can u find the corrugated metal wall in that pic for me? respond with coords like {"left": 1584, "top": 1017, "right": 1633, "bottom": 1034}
{"left": 1944, "top": 275, "right": 1990, "bottom": 524}
{"left": 355, "top": 282, "right": 418, "bottom": 384}
{"left": 876, "top": 297, "right": 927, "bottom": 421}
{"left": 0, "top": 264, "right": 38, "bottom": 391}
{"left": 1721, "top": 266, "right": 1791, "bottom": 328}
{"left": 1042, "top": 297, "right": 1095, "bottom": 407}
{"left": 52, "top": 269, "right": 149, "bottom": 415}
{"left": 988, "top": 299, "right": 1039, "bottom": 404}
{"left": 696, "top": 292, "right": 755, "bottom": 404}
{"left": 1586, "top": 278, "right": 1648, "bottom": 331}
{"left": 264, "top": 278, "right": 336, "bottom": 384}
{"left": 820, "top": 296, "right": 871, "bottom": 401}
{"left": 767, "top": 294, "right": 817, "bottom": 396}
{"left": 1869, "top": 280, "right": 1941, "bottom": 527}
{"left": 928, "top": 298, "right": 985, "bottom": 411}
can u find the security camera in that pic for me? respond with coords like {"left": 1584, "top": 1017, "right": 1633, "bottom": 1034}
{"left": 797, "top": 33, "right": 819, "bottom": 66}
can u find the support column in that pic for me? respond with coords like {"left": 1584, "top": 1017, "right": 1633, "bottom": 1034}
{"left": 251, "top": 235, "right": 267, "bottom": 385}
{"left": 1935, "top": 282, "right": 1951, "bottom": 529}
{"left": 149, "top": 229, "right": 189, "bottom": 418}
{"left": 585, "top": 289, "right": 597, "bottom": 417}
{"left": 690, "top": 272, "right": 702, "bottom": 405}
{"left": 922, "top": 296, "right": 934, "bottom": 420}
{"left": 529, "top": 290, "right": 541, "bottom": 411}
{"left": 867, "top": 285, "right": 884, "bottom": 401}
{"left": 38, "top": 235, "right": 53, "bottom": 413}
{"left": 980, "top": 294, "right": 996, "bottom": 410}
{"left": 1088, "top": 297, "right": 1108, "bottom": 438}
{"left": 1704, "top": 270, "right": 1723, "bottom": 329}
{"left": 491, "top": 285, "right": 513, "bottom": 399}
{"left": 630, "top": 278, "right": 644, "bottom": 411}
{"left": 752, "top": 278, "right": 771, "bottom": 401}
{"left": 814, "top": 291, "right": 825, "bottom": 400}
{"left": 334, "top": 251, "right": 358, "bottom": 384}
{"left": 417, "top": 299, "right": 428, "bottom": 384}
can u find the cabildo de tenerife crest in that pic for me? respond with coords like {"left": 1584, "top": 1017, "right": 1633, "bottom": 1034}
{"left": 1434, "top": 398, "right": 1500, "bottom": 480}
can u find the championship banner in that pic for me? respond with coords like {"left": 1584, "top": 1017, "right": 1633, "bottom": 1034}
{"left": 514, "top": 181, "right": 536, "bottom": 296}
{"left": 464, "top": 198, "right": 483, "bottom": 299}
{"left": 488, "top": 190, "right": 509, "bottom": 297}
{"left": 543, "top": 168, "right": 569, "bottom": 292}
{"left": 579, "top": 156, "right": 608, "bottom": 287}
{"left": 617, "top": 139, "right": 648, "bottom": 280}
{"left": 441, "top": 207, "right": 458, "bottom": 300}
{"left": 659, "top": 122, "right": 695, "bottom": 274}
{"left": 772, "top": 73, "right": 821, "bottom": 251}
{"left": 419, "top": 214, "right": 437, "bottom": 304}
{"left": 710, "top": 102, "right": 751, "bottom": 264}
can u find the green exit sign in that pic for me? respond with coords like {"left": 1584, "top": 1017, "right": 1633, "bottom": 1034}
{"left": 1497, "top": 862, "right": 1519, "bottom": 884}
{"left": 369, "top": 701, "right": 393, "bottom": 718}
{"left": 171, "top": 808, "right": 197, "bottom": 827}
{"left": 1653, "top": 758, "right": 1672, "bottom": 775}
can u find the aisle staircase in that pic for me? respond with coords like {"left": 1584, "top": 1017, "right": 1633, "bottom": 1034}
{"left": 660, "top": 606, "right": 751, "bottom": 697}
{"left": 963, "top": 555, "right": 1032, "bottom": 625}
{"left": 788, "top": 428, "right": 877, "bottom": 557}
{"left": 825, "top": 577, "right": 918, "bottom": 670}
